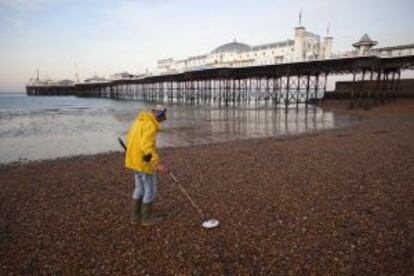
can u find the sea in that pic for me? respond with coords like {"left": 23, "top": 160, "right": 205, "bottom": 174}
{"left": 0, "top": 93, "right": 359, "bottom": 164}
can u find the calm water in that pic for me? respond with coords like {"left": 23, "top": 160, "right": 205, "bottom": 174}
{"left": 0, "top": 93, "right": 359, "bottom": 164}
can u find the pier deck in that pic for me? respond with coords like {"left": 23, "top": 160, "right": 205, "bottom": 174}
{"left": 27, "top": 55, "right": 414, "bottom": 108}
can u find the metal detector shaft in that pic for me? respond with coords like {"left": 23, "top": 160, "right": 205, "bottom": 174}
{"left": 167, "top": 171, "right": 205, "bottom": 219}
{"left": 149, "top": 161, "right": 205, "bottom": 219}
{"left": 118, "top": 137, "right": 205, "bottom": 219}
{"left": 118, "top": 137, "right": 127, "bottom": 151}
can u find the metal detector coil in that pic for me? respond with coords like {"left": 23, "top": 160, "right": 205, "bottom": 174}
{"left": 168, "top": 171, "right": 220, "bottom": 229}
{"left": 118, "top": 137, "right": 219, "bottom": 229}
{"left": 202, "top": 219, "right": 220, "bottom": 229}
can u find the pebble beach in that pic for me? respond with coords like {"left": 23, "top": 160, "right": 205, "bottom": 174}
{"left": 1, "top": 100, "right": 413, "bottom": 275}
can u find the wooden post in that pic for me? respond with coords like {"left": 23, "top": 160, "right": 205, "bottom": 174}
{"left": 305, "top": 74, "right": 310, "bottom": 107}
{"left": 349, "top": 70, "right": 356, "bottom": 109}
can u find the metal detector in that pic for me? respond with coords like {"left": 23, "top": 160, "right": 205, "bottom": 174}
{"left": 118, "top": 137, "right": 219, "bottom": 229}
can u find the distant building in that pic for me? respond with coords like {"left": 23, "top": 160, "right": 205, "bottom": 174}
{"left": 350, "top": 34, "right": 414, "bottom": 57}
{"left": 84, "top": 76, "right": 109, "bottom": 84}
{"left": 157, "top": 58, "right": 175, "bottom": 73}
{"left": 352, "top": 34, "right": 378, "bottom": 56}
{"left": 373, "top": 44, "right": 414, "bottom": 57}
{"left": 157, "top": 20, "right": 333, "bottom": 74}
{"left": 57, "top": 79, "right": 75, "bottom": 86}
{"left": 110, "top": 72, "right": 136, "bottom": 80}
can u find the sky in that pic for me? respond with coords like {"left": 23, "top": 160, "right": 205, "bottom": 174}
{"left": 0, "top": 0, "right": 413, "bottom": 92}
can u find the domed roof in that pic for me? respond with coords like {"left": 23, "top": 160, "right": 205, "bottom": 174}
{"left": 212, "top": 39, "right": 251, "bottom": 54}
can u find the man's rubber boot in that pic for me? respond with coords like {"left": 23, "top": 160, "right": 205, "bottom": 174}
{"left": 141, "top": 203, "right": 162, "bottom": 226}
{"left": 130, "top": 199, "right": 142, "bottom": 225}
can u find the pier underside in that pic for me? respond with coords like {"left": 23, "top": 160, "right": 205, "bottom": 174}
{"left": 27, "top": 55, "right": 414, "bottom": 109}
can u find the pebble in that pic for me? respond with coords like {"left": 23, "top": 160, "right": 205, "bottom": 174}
{"left": 0, "top": 100, "right": 413, "bottom": 275}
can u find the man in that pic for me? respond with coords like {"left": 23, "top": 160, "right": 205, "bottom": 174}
{"left": 125, "top": 105, "right": 168, "bottom": 226}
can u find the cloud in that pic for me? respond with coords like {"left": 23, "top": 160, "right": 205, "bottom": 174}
{"left": 0, "top": 0, "right": 35, "bottom": 13}
{"left": 0, "top": 0, "right": 54, "bottom": 12}
{"left": 0, "top": 0, "right": 64, "bottom": 26}
{"left": 0, "top": 13, "right": 23, "bottom": 28}
{"left": 0, "top": 0, "right": 58, "bottom": 30}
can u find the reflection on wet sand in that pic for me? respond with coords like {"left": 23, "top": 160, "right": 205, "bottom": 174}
{"left": 158, "top": 104, "right": 357, "bottom": 147}
{"left": 0, "top": 99, "right": 359, "bottom": 164}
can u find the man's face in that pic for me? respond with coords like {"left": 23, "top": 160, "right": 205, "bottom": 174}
{"left": 153, "top": 110, "right": 166, "bottom": 122}
{"left": 156, "top": 116, "right": 166, "bottom": 123}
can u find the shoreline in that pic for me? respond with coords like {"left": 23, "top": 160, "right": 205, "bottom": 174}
{"left": 1, "top": 99, "right": 413, "bottom": 274}
{"left": 1, "top": 102, "right": 361, "bottom": 168}
{"left": 0, "top": 122, "right": 358, "bottom": 169}
{"left": 0, "top": 125, "right": 353, "bottom": 168}
{"left": 0, "top": 97, "right": 356, "bottom": 165}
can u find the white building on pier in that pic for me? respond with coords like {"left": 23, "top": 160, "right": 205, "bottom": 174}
{"left": 157, "top": 18, "right": 333, "bottom": 74}
{"left": 351, "top": 34, "right": 414, "bottom": 57}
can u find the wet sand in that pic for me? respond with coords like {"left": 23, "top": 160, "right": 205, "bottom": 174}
{"left": 0, "top": 95, "right": 358, "bottom": 164}
{"left": 1, "top": 100, "right": 413, "bottom": 274}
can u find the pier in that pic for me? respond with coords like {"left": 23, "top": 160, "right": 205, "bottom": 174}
{"left": 27, "top": 55, "right": 414, "bottom": 109}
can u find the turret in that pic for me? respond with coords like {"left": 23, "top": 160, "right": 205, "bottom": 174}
{"left": 294, "top": 11, "right": 306, "bottom": 61}
{"left": 352, "top": 34, "right": 377, "bottom": 56}
{"left": 322, "top": 25, "right": 333, "bottom": 59}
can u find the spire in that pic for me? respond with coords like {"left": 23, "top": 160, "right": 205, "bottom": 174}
{"left": 299, "top": 9, "right": 302, "bottom": 26}
{"left": 327, "top": 23, "right": 330, "bottom": 37}
{"left": 74, "top": 62, "right": 80, "bottom": 83}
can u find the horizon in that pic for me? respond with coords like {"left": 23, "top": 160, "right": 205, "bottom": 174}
{"left": 1, "top": 0, "right": 414, "bottom": 92}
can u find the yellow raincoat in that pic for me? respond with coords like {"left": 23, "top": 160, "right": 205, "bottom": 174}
{"left": 125, "top": 111, "right": 160, "bottom": 174}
